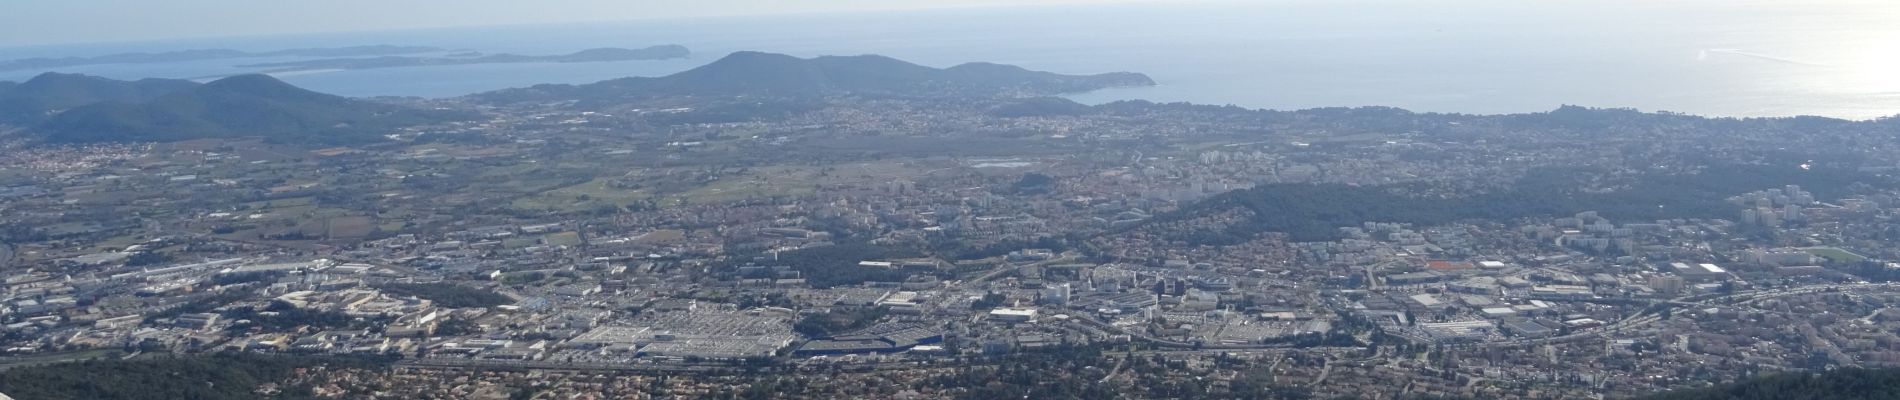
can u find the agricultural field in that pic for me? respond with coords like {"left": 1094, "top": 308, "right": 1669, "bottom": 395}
{"left": 323, "top": 216, "right": 377, "bottom": 239}
{"left": 511, "top": 176, "right": 649, "bottom": 212}
{"left": 634, "top": 229, "right": 685, "bottom": 243}
{"left": 544, "top": 231, "right": 583, "bottom": 247}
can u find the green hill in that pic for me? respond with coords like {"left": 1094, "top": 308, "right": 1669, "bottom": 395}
{"left": 34, "top": 74, "right": 468, "bottom": 144}
{"left": 1641, "top": 368, "right": 1900, "bottom": 400}
{"left": 0, "top": 354, "right": 394, "bottom": 400}
{"left": 0, "top": 72, "right": 197, "bottom": 123}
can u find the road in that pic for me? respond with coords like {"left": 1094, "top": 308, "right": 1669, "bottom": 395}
{"left": 402, "top": 354, "right": 1004, "bottom": 375}
{"left": 1310, "top": 358, "right": 1334, "bottom": 387}
{"left": 1100, "top": 353, "right": 1129, "bottom": 383}
{"left": 399, "top": 358, "right": 744, "bottom": 374}
{"left": 0, "top": 241, "right": 12, "bottom": 270}
{"left": 957, "top": 253, "right": 1080, "bottom": 288}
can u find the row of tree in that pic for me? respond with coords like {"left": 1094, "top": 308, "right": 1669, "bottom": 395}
{"left": 1157, "top": 164, "right": 1880, "bottom": 244}
{"left": 376, "top": 283, "right": 513, "bottom": 308}
{"left": 1642, "top": 367, "right": 1900, "bottom": 400}
{"left": 0, "top": 353, "right": 396, "bottom": 400}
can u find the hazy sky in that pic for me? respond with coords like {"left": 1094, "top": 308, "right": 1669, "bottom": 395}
{"left": 0, "top": 0, "right": 1155, "bottom": 47}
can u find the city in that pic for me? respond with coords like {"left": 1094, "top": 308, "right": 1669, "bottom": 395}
{"left": 2, "top": 53, "right": 1900, "bottom": 398}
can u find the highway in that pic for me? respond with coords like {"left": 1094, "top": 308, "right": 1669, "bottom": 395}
{"left": 394, "top": 283, "right": 1900, "bottom": 375}
{"left": 956, "top": 252, "right": 1080, "bottom": 288}
{"left": 1460, "top": 282, "right": 1900, "bottom": 350}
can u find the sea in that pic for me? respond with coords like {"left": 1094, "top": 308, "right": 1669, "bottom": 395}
{"left": 3, "top": 0, "right": 1898, "bottom": 120}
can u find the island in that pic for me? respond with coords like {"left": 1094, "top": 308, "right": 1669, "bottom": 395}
{"left": 477, "top": 50, "right": 1157, "bottom": 105}
{"left": 0, "top": 45, "right": 442, "bottom": 71}
{"left": 233, "top": 45, "right": 692, "bottom": 73}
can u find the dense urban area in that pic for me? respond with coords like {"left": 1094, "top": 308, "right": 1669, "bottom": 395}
{"left": 3, "top": 51, "right": 1900, "bottom": 399}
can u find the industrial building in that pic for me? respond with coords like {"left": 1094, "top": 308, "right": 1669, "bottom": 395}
{"left": 1669, "top": 262, "right": 1730, "bottom": 281}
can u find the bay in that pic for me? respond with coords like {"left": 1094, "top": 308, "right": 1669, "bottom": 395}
{"left": 3, "top": 0, "right": 1896, "bottom": 119}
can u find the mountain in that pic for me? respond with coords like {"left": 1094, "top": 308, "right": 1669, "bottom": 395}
{"left": 475, "top": 51, "right": 1155, "bottom": 104}
{"left": 234, "top": 45, "right": 690, "bottom": 73}
{"left": 0, "top": 72, "right": 198, "bottom": 123}
{"left": 34, "top": 74, "right": 467, "bottom": 144}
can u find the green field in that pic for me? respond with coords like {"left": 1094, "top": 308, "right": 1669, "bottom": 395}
{"left": 243, "top": 196, "right": 315, "bottom": 210}
{"left": 324, "top": 216, "right": 375, "bottom": 239}
{"left": 378, "top": 221, "right": 407, "bottom": 233}
{"left": 1806, "top": 247, "right": 1869, "bottom": 263}
{"left": 635, "top": 229, "right": 685, "bottom": 243}
{"left": 677, "top": 177, "right": 816, "bottom": 204}
{"left": 41, "top": 222, "right": 108, "bottom": 237}
{"left": 543, "top": 232, "right": 583, "bottom": 247}
{"left": 90, "top": 234, "right": 149, "bottom": 252}
{"left": 502, "top": 237, "right": 539, "bottom": 249}
{"left": 509, "top": 161, "right": 934, "bottom": 210}
{"left": 0, "top": 348, "right": 123, "bottom": 370}
{"left": 512, "top": 177, "right": 648, "bottom": 211}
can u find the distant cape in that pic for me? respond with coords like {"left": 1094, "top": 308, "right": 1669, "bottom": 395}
{"left": 226, "top": 45, "right": 692, "bottom": 76}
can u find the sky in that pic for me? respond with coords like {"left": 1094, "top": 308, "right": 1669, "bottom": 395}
{"left": 0, "top": 0, "right": 1153, "bottom": 47}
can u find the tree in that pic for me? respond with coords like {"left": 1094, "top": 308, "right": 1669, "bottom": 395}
{"left": 793, "top": 307, "right": 888, "bottom": 338}
{"left": 970, "top": 292, "right": 1008, "bottom": 310}
{"left": 377, "top": 283, "right": 512, "bottom": 308}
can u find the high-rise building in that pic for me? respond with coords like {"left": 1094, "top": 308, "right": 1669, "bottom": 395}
{"left": 1040, "top": 283, "right": 1071, "bottom": 305}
